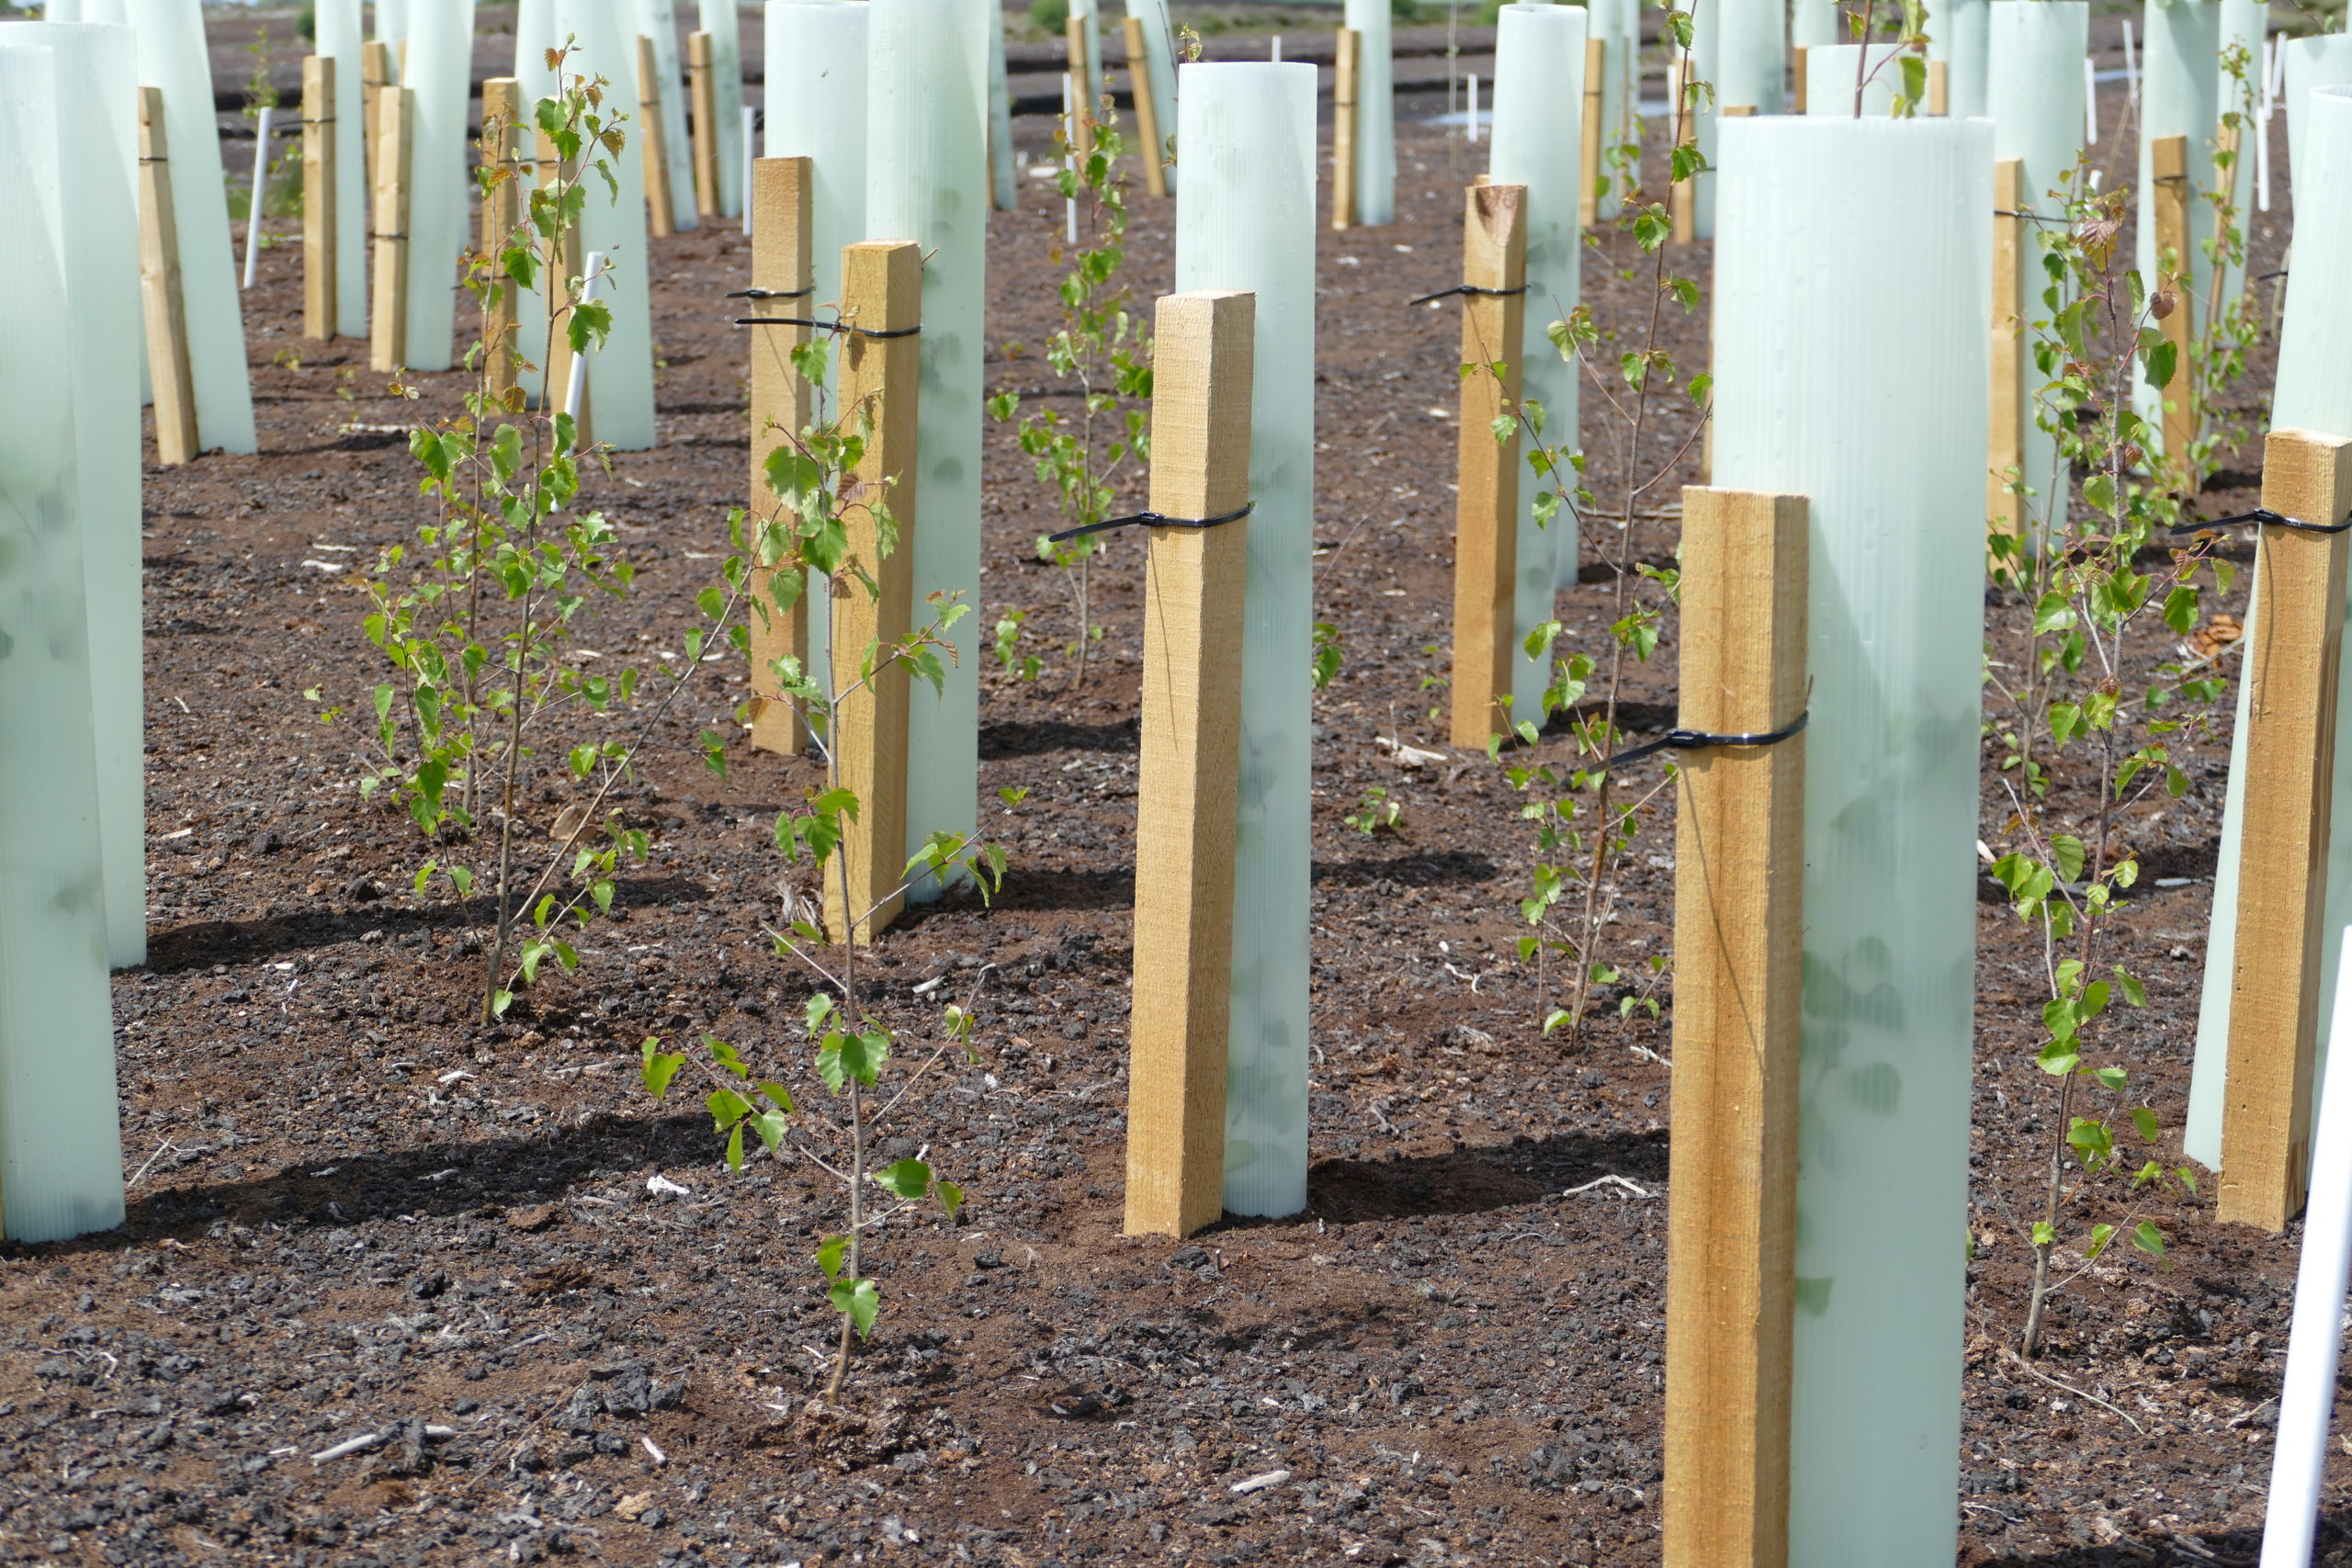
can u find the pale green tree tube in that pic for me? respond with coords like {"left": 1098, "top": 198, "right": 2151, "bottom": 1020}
{"left": 2189, "top": 86, "right": 2352, "bottom": 1169}
{"left": 1341, "top": 0, "right": 1394, "bottom": 224}
{"left": 316, "top": 0, "right": 369, "bottom": 337}
{"left": 866, "top": 0, "right": 987, "bottom": 899}
{"left": 402, "top": 0, "right": 479, "bottom": 372}
{"left": 634, "top": 0, "right": 701, "bottom": 231}
{"left": 559, "top": 0, "right": 659, "bottom": 448}
{"left": 700, "top": 0, "right": 745, "bottom": 216}
{"left": 1124, "top": 0, "right": 1178, "bottom": 191}
{"left": 1069, "top": 0, "right": 1101, "bottom": 107}
{"left": 1804, "top": 42, "right": 1905, "bottom": 116}
{"left": 1713, "top": 0, "right": 1786, "bottom": 115}
{"left": 1789, "top": 0, "right": 1835, "bottom": 49}
{"left": 1175, "top": 62, "right": 1316, "bottom": 1218}
{"left": 985, "top": 0, "right": 1014, "bottom": 211}
{"left": 2285, "top": 38, "right": 2352, "bottom": 175}
{"left": 1986, "top": 0, "right": 2086, "bottom": 550}
{"left": 0, "top": 21, "right": 146, "bottom": 969}
{"left": 1926, "top": 0, "right": 1989, "bottom": 117}
{"left": 2130, "top": 0, "right": 2220, "bottom": 462}
{"left": 1713, "top": 114, "right": 1989, "bottom": 1568}
{"left": 512, "top": 0, "right": 559, "bottom": 405}
{"left": 1686, "top": 0, "right": 1719, "bottom": 239}
{"left": 1589, "top": 0, "right": 1638, "bottom": 219}
{"left": 2216, "top": 0, "right": 2261, "bottom": 309}
{"left": 1489, "top": 4, "right": 1584, "bottom": 654}
{"left": 0, "top": 44, "right": 128, "bottom": 1244}
{"left": 378, "top": 0, "right": 410, "bottom": 45}
{"left": 127, "top": 0, "right": 257, "bottom": 454}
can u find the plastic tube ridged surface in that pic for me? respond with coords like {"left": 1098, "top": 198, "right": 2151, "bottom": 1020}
{"left": 1986, "top": 0, "right": 2086, "bottom": 549}
{"left": 1489, "top": 3, "right": 1583, "bottom": 675}
{"left": 865, "top": 0, "right": 987, "bottom": 897}
{"left": 2190, "top": 86, "right": 2352, "bottom": 1166}
{"left": 634, "top": 0, "right": 701, "bottom": 231}
{"left": 985, "top": 0, "right": 1015, "bottom": 211}
{"left": 1714, "top": 0, "right": 1787, "bottom": 116}
{"left": 402, "top": 0, "right": 479, "bottom": 372}
{"left": 2216, "top": 0, "right": 2262, "bottom": 307}
{"left": 1927, "top": 0, "right": 1989, "bottom": 116}
{"left": 1804, "top": 42, "right": 1905, "bottom": 117}
{"left": 1713, "top": 115, "right": 1989, "bottom": 1567}
{"left": 315, "top": 0, "right": 369, "bottom": 336}
{"left": 1590, "top": 0, "right": 1638, "bottom": 217}
{"left": 0, "top": 44, "right": 129, "bottom": 1244}
{"left": 1175, "top": 62, "right": 1315, "bottom": 1218}
{"left": 128, "top": 0, "right": 258, "bottom": 453}
{"left": 1341, "top": 0, "right": 1395, "bottom": 224}
{"left": 700, "top": 0, "right": 745, "bottom": 216}
{"left": 2130, "top": 0, "right": 2220, "bottom": 455}
{"left": 2285, "top": 38, "right": 2352, "bottom": 180}
{"left": 557, "top": 0, "right": 658, "bottom": 448}
{"left": 1124, "top": 0, "right": 1178, "bottom": 193}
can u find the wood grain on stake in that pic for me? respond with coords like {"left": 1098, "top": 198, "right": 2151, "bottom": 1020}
{"left": 1124, "top": 16, "right": 1167, "bottom": 198}
{"left": 2219, "top": 430, "right": 2352, "bottom": 1230}
{"left": 1124, "top": 289, "right": 1254, "bottom": 1240}
{"left": 361, "top": 39, "right": 391, "bottom": 192}
{"left": 481, "top": 78, "right": 522, "bottom": 402}
{"left": 2151, "top": 133, "right": 2197, "bottom": 494}
{"left": 747, "top": 157, "right": 815, "bottom": 758}
{"left": 1579, "top": 37, "right": 1603, "bottom": 227}
{"left": 1066, "top": 17, "right": 1095, "bottom": 160}
{"left": 638, "top": 36, "right": 677, "bottom": 238}
{"left": 301, "top": 56, "right": 336, "bottom": 342}
{"left": 823, "top": 242, "right": 922, "bottom": 947}
{"left": 1446, "top": 183, "right": 1528, "bottom": 749}
{"left": 1987, "top": 156, "right": 2024, "bottom": 549}
{"left": 1332, "top": 28, "right": 1360, "bottom": 230}
{"left": 1668, "top": 56, "right": 1694, "bottom": 245}
{"left": 1662, "top": 487, "right": 1807, "bottom": 1568}
{"left": 368, "top": 85, "right": 413, "bottom": 372}
{"left": 137, "top": 85, "right": 198, "bottom": 468}
{"left": 688, "top": 31, "right": 720, "bottom": 220}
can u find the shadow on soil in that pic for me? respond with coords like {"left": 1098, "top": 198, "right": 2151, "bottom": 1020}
{"left": 979, "top": 716, "right": 1140, "bottom": 760}
{"left": 1301, "top": 1126, "right": 1669, "bottom": 1224}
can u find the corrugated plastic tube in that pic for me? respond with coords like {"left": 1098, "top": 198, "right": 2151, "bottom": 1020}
{"left": 1804, "top": 42, "right": 1907, "bottom": 116}
{"left": 1987, "top": 0, "right": 2087, "bottom": 550}
{"left": 1714, "top": 0, "right": 1787, "bottom": 115}
{"left": 866, "top": 0, "right": 988, "bottom": 899}
{"left": 556, "top": 0, "right": 656, "bottom": 448}
{"left": 1929, "top": 0, "right": 1990, "bottom": 117}
{"left": 0, "top": 42, "right": 129, "bottom": 1244}
{"left": 2217, "top": 0, "right": 2263, "bottom": 306}
{"left": 509, "top": 0, "right": 559, "bottom": 404}
{"left": 1175, "top": 62, "right": 1316, "bottom": 1219}
{"left": 401, "top": 0, "right": 477, "bottom": 372}
{"left": 1342, "top": 0, "right": 1395, "bottom": 223}
{"left": 699, "top": 0, "right": 745, "bottom": 217}
{"left": 634, "top": 0, "right": 699, "bottom": 231}
{"left": 128, "top": 0, "right": 257, "bottom": 453}
{"left": 2190, "top": 85, "right": 2352, "bottom": 1168}
{"left": 317, "top": 0, "right": 368, "bottom": 338}
{"left": 765, "top": 3, "right": 866, "bottom": 321}
{"left": 1713, "top": 114, "right": 1990, "bottom": 1568}
{"left": 1590, "top": 0, "right": 1637, "bottom": 218}
{"left": 985, "top": 0, "right": 1015, "bottom": 211}
{"left": 2130, "top": 0, "right": 2220, "bottom": 458}
{"left": 0, "top": 20, "right": 146, "bottom": 970}
{"left": 242, "top": 104, "right": 272, "bottom": 290}
{"left": 1488, "top": 3, "right": 1584, "bottom": 649}
{"left": 1125, "top": 0, "right": 1178, "bottom": 191}
{"left": 2284, "top": 36, "right": 2352, "bottom": 175}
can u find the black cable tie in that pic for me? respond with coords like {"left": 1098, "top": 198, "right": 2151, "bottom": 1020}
{"left": 726, "top": 287, "right": 815, "bottom": 300}
{"left": 1045, "top": 502, "right": 1254, "bottom": 544}
{"left": 1591, "top": 710, "right": 1810, "bottom": 772}
{"left": 1408, "top": 283, "right": 1531, "bottom": 307}
{"left": 2256, "top": 267, "right": 2290, "bottom": 281}
{"left": 2170, "top": 508, "right": 2352, "bottom": 536}
{"left": 733, "top": 315, "right": 920, "bottom": 339}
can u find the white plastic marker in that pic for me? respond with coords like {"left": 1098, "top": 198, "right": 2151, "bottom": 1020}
{"left": 2258, "top": 50, "right": 2273, "bottom": 209}
{"left": 2085, "top": 55, "right": 2098, "bottom": 141}
{"left": 1270, "top": 33, "right": 1281, "bottom": 61}
{"left": 242, "top": 103, "right": 272, "bottom": 288}
{"left": 740, "top": 106, "right": 755, "bottom": 233}
{"left": 1062, "top": 73, "right": 1078, "bottom": 243}
{"left": 2258, "top": 927, "right": 2352, "bottom": 1568}
{"left": 2121, "top": 17, "right": 2138, "bottom": 101}
{"left": 1467, "top": 72, "right": 1478, "bottom": 142}
{"left": 562, "top": 250, "right": 606, "bottom": 442}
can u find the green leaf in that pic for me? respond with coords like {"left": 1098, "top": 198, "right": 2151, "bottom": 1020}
{"left": 749, "top": 1111, "right": 787, "bottom": 1154}
{"left": 2132, "top": 1220, "right": 2167, "bottom": 1261}
{"left": 816, "top": 1234, "right": 849, "bottom": 1280}
{"left": 829, "top": 1276, "right": 881, "bottom": 1337}
{"left": 806, "top": 992, "right": 836, "bottom": 1035}
{"left": 2031, "top": 1221, "right": 2055, "bottom": 1248}
{"left": 725, "top": 1122, "right": 745, "bottom": 1171}
{"left": 2037, "top": 1037, "right": 2080, "bottom": 1077}
{"left": 640, "top": 1038, "right": 684, "bottom": 1099}
{"left": 2092, "top": 1065, "right": 2129, "bottom": 1091}
{"left": 2050, "top": 835, "right": 2086, "bottom": 885}
{"left": 937, "top": 1179, "right": 966, "bottom": 1220}
{"left": 707, "top": 1087, "right": 752, "bottom": 1130}
{"left": 2086, "top": 1222, "right": 2116, "bottom": 1259}
{"left": 2131, "top": 1106, "right": 2161, "bottom": 1143}
{"left": 876, "top": 1157, "right": 933, "bottom": 1200}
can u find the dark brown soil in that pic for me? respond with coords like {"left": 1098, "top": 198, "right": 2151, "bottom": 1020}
{"left": 0, "top": 40, "right": 2335, "bottom": 1568}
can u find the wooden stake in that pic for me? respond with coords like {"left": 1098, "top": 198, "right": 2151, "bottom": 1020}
{"left": 137, "top": 86, "right": 199, "bottom": 468}
{"left": 481, "top": 78, "right": 524, "bottom": 402}
{"left": 1066, "top": 16, "right": 1095, "bottom": 161}
{"left": 1446, "top": 183, "right": 1529, "bottom": 749}
{"left": 301, "top": 55, "right": 337, "bottom": 342}
{"left": 537, "top": 124, "right": 586, "bottom": 438}
{"left": 2217, "top": 429, "right": 2352, "bottom": 1231}
{"left": 369, "top": 84, "right": 413, "bottom": 373}
{"left": 638, "top": 35, "right": 677, "bottom": 238}
{"left": 2152, "top": 132, "right": 2197, "bottom": 494}
{"left": 1124, "top": 15, "right": 1167, "bottom": 198}
{"left": 1332, "top": 27, "right": 1360, "bottom": 230}
{"left": 747, "top": 156, "right": 814, "bottom": 758}
{"left": 360, "top": 39, "right": 392, "bottom": 194}
{"left": 1987, "top": 156, "right": 2025, "bottom": 553}
{"left": 823, "top": 241, "right": 922, "bottom": 948}
{"left": 1927, "top": 58, "right": 1949, "bottom": 115}
{"left": 1123, "top": 288, "right": 1256, "bottom": 1240}
{"left": 687, "top": 31, "right": 720, "bottom": 220}
{"left": 1792, "top": 45, "right": 1807, "bottom": 114}
{"left": 1661, "top": 486, "right": 1808, "bottom": 1568}
{"left": 1668, "top": 55, "right": 1695, "bottom": 245}
{"left": 1580, "top": 36, "right": 1604, "bottom": 228}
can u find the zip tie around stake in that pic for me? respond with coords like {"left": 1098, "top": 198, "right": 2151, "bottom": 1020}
{"left": 733, "top": 315, "right": 920, "bottom": 339}
{"left": 1591, "top": 709, "right": 1810, "bottom": 772}
{"left": 1046, "top": 502, "right": 1254, "bottom": 544}
{"left": 2171, "top": 508, "right": 2352, "bottom": 536}
{"left": 1408, "top": 283, "right": 1531, "bottom": 307}
{"left": 726, "top": 287, "right": 815, "bottom": 300}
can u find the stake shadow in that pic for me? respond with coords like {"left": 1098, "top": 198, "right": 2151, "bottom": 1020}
{"left": 979, "top": 716, "right": 1140, "bottom": 760}
{"left": 1310, "top": 848, "right": 1498, "bottom": 889}
{"left": 1968, "top": 1524, "right": 2270, "bottom": 1565}
{"left": 989, "top": 864, "right": 1136, "bottom": 913}
{"left": 1298, "top": 1126, "right": 1669, "bottom": 1225}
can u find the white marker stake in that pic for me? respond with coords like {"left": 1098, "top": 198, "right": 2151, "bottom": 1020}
{"left": 2258, "top": 71, "right": 2273, "bottom": 209}
{"left": 2084, "top": 54, "right": 2098, "bottom": 142}
{"left": 242, "top": 103, "right": 272, "bottom": 288}
{"left": 563, "top": 249, "right": 605, "bottom": 442}
{"left": 1467, "top": 71, "right": 1478, "bottom": 142}
{"left": 1063, "top": 73, "right": 1078, "bottom": 243}
{"left": 2121, "top": 17, "right": 2138, "bottom": 101}
{"left": 1271, "top": 33, "right": 1281, "bottom": 61}
{"left": 741, "top": 106, "right": 755, "bottom": 233}
{"left": 2259, "top": 927, "right": 2352, "bottom": 1568}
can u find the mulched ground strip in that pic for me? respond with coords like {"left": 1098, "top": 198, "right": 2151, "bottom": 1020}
{"left": 0, "top": 43, "right": 2338, "bottom": 1568}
